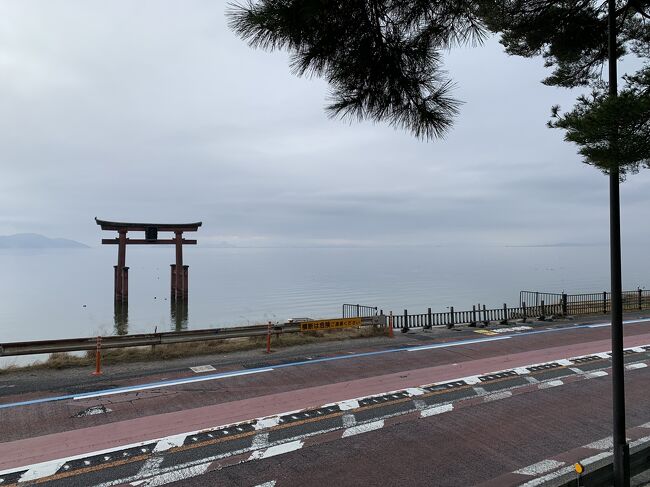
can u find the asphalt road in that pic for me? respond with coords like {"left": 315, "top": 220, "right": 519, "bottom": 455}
{"left": 172, "top": 366, "right": 650, "bottom": 487}
{"left": 1, "top": 314, "right": 650, "bottom": 486}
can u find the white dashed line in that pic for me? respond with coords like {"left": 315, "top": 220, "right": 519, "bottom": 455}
{"left": 337, "top": 399, "right": 360, "bottom": 411}
{"left": 189, "top": 365, "right": 216, "bottom": 373}
{"left": 625, "top": 362, "right": 648, "bottom": 370}
{"left": 515, "top": 459, "right": 565, "bottom": 476}
{"left": 18, "top": 460, "right": 67, "bottom": 483}
{"left": 342, "top": 420, "right": 384, "bottom": 438}
{"left": 538, "top": 380, "right": 563, "bottom": 389}
{"left": 420, "top": 404, "right": 453, "bottom": 417}
{"left": 585, "top": 437, "right": 614, "bottom": 450}
{"left": 73, "top": 368, "right": 274, "bottom": 400}
{"left": 519, "top": 466, "right": 576, "bottom": 486}
{"left": 585, "top": 370, "right": 609, "bottom": 378}
{"left": 251, "top": 433, "right": 270, "bottom": 450}
{"left": 484, "top": 391, "right": 512, "bottom": 402}
{"left": 405, "top": 387, "right": 425, "bottom": 396}
{"left": 249, "top": 440, "right": 304, "bottom": 460}
{"left": 342, "top": 414, "right": 357, "bottom": 428}
{"left": 132, "top": 463, "right": 211, "bottom": 486}
{"left": 153, "top": 435, "right": 187, "bottom": 453}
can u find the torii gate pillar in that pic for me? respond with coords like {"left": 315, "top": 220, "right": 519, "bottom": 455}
{"left": 171, "top": 231, "right": 189, "bottom": 300}
{"left": 96, "top": 218, "right": 202, "bottom": 303}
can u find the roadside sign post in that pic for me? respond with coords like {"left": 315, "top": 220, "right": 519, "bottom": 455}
{"left": 92, "top": 336, "right": 102, "bottom": 376}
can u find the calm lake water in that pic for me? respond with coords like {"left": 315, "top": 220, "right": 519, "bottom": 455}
{"left": 0, "top": 244, "right": 648, "bottom": 346}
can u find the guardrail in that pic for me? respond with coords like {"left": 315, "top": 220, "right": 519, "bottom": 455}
{"left": 0, "top": 318, "right": 381, "bottom": 358}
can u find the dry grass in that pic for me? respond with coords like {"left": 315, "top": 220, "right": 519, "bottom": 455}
{"left": 0, "top": 326, "right": 388, "bottom": 374}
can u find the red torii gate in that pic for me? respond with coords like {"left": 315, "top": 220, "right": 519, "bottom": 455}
{"left": 95, "top": 218, "right": 202, "bottom": 302}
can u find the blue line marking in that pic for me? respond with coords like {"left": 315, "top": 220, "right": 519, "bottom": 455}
{"left": 2, "top": 317, "right": 649, "bottom": 410}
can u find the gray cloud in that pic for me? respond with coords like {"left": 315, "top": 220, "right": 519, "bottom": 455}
{"left": 1, "top": 1, "right": 649, "bottom": 248}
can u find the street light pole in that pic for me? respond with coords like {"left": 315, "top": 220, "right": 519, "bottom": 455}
{"left": 608, "top": 1, "right": 629, "bottom": 485}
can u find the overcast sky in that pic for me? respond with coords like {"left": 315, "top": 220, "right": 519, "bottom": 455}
{"left": 1, "top": 0, "right": 649, "bottom": 248}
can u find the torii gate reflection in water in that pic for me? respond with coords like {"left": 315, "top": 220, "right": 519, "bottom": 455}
{"left": 95, "top": 218, "right": 202, "bottom": 306}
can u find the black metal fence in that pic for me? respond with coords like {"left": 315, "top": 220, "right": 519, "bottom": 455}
{"left": 387, "top": 302, "right": 562, "bottom": 329}
{"left": 342, "top": 304, "right": 378, "bottom": 318}
{"left": 382, "top": 288, "right": 650, "bottom": 330}
{"left": 520, "top": 289, "right": 650, "bottom": 316}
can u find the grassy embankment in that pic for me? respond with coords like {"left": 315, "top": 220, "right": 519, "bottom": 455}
{"left": 0, "top": 326, "right": 388, "bottom": 374}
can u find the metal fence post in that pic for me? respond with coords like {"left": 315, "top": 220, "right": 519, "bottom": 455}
{"left": 470, "top": 305, "right": 477, "bottom": 327}
{"left": 402, "top": 309, "right": 409, "bottom": 333}
{"left": 540, "top": 299, "right": 546, "bottom": 320}
{"left": 447, "top": 307, "right": 454, "bottom": 329}
{"left": 604, "top": 291, "right": 608, "bottom": 315}
{"left": 522, "top": 302, "right": 527, "bottom": 323}
{"left": 388, "top": 311, "right": 394, "bottom": 338}
{"left": 562, "top": 293, "right": 568, "bottom": 316}
{"left": 482, "top": 304, "right": 488, "bottom": 327}
{"left": 501, "top": 303, "right": 508, "bottom": 325}
{"left": 639, "top": 288, "right": 642, "bottom": 311}
{"left": 426, "top": 307, "right": 432, "bottom": 329}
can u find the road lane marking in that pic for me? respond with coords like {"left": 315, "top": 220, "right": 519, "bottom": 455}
{"left": 538, "top": 380, "right": 563, "bottom": 389}
{"left": 406, "top": 336, "right": 511, "bottom": 352}
{"left": 585, "top": 437, "right": 614, "bottom": 450}
{"left": 189, "top": 365, "right": 215, "bottom": 373}
{"left": 73, "top": 368, "right": 274, "bottom": 400}
{"left": 519, "top": 466, "right": 578, "bottom": 486}
{"left": 136, "top": 457, "right": 164, "bottom": 478}
{"left": 342, "top": 414, "right": 357, "bottom": 428}
{"left": 484, "top": 391, "right": 512, "bottom": 402}
{"left": 515, "top": 459, "right": 565, "bottom": 475}
{"left": 251, "top": 433, "right": 270, "bottom": 450}
{"left": 342, "top": 420, "right": 384, "bottom": 437}
{"left": 153, "top": 435, "right": 187, "bottom": 453}
{"left": 131, "top": 463, "right": 210, "bottom": 486}
{"left": 420, "top": 404, "right": 453, "bottom": 417}
{"left": 337, "top": 399, "right": 360, "bottom": 411}
{"left": 626, "top": 362, "right": 648, "bottom": 370}
{"left": 630, "top": 434, "right": 650, "bottom": 448}
{"left": 249, "top": 440, "right": 304, "bottom": 459}
{"left": 405, "top": 387, "right": 425, "bottom": 396}
{"left": 491, "top": 326, "right": 532, "bottom": 333}
{"left": 18, "top": 459, "right": 67, "bottom": 482}
{"left": 584, "top": 370, "right": 608, "bottom": 378}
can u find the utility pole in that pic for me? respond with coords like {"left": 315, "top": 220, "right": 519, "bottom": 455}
{"left": 608, "top": 0, "right": 629, "bottom": 485}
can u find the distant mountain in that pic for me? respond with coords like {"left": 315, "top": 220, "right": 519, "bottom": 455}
{"left": 0, "top": 233, "right": 89, "bottom": 249}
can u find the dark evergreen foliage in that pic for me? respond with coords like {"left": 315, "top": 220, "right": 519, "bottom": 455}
{"left": 482, "top": 0, "right": 650, "bottom": 175}
{"left": 228, "top": 0, "right": 486, "bottom": 139}
{"left": 228, "top": 0, "right": 650, "bottom": 173}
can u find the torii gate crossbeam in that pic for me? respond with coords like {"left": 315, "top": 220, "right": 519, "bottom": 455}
{"left": 95, "top": 218, "right": 202, "bottom": 303}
